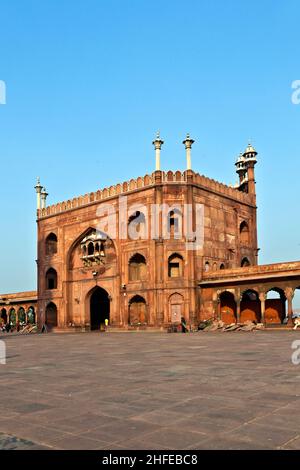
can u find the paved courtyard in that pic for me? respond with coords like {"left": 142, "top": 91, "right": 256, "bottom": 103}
{"left": 1, "top": 330, "right": 300, "bottom": 450}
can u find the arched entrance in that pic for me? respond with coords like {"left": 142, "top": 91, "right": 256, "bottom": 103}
{"left": 169, "top": 293, "right": 184, "bottom": 324}
{"left": 265, "top": 288, "right": 286, "bottom": 324}
{"left": 128, "top": 295, "right": 147, "bottom": 325}
{"left": 9, "top": 308, "right": 16, "bottom": 326}
{"left": 220, "top": 291, "right": 237, "bottom": 324}
{"left": 90, "top": 287, "right": 110, "bottom": 331}
{"left": 45, "top": 302, "right": 58, "bottom": 328}
{"left": 27, "top": 307, "right": 35, "bottom": 324}
{"left": 18, "top": 307, "right": 26, "bottom": 324}
{"left": 1, "top": 308, "right": 7, "bottom": 324}
{"left": 240, "top": 290, "right": 261, "bottom": 323}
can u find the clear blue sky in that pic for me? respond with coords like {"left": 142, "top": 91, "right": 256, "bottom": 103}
{"left": 0, "top": 0, "right": 300, "bottom": 298}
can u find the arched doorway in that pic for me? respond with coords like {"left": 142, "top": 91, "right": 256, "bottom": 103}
{"left": 241, "top": 257, "right": 251, "bottom": 267}
{"left": 128, "top": 295, "right": 147, "bottom": 325}
{"left": 90, "top": 287, "right": 110, "bottom": 331}
{"left": 1, "top": 308, "right": 7, "bottom": 324}
{"left": 220, "top": 291, "right": 237, "bottom": 324}
{"left": 265, "top": 288, "right": 286, "bottom": 324}
{"left": 27, "top": 307, "right": 35, "bottom": 324}
{"left": 18, "top": 307, "right": 26, "bottom": 324}
{"left": 240, "top": 290, "right": 261, "bottom": 323}
{"left": 169, "top": 293, "right": 184, "bottom": 324}
{"left": 9, "top": 308, "right": 16, "bottom": 326}
{"left": 45, "top": 302, "right": 58, "bottom": 328}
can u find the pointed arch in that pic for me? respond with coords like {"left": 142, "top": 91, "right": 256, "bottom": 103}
{"left": 240, "top": 289, "right": 261, "bottom": 323}
{"left": 168, "top": 292, "right": 184, "bottom": 324}
{"left": 45, "top": 302, "right": 58, "bottom": 328}
{"left": 129, "top": 253, "right": 147, "bottom": 281}
{"left": 45, "top": 232, "right": 57, "bottom": 255}
{"left": 18, "top": 307, "right": 26, "bottom": 324}
{"left": 129, "top": 295, "right": 147, "bottom": 325}
{"left": 168, "top": 253, "right": 184, "bottom": 278}
{"left": 86, "top": 286, "right": 110, "bottom": 331}
{"left": 240, "top": 221, "right": 250, "bottom": 245}
{"left": 220, "top": 291, "right": 237, "bottom": 324}
{"left": 241, "top": 257, "right": 251, "bottom": 267}
{"left": 46, "top": 268, "right": 57, "bottom": 290}
{"left": 265, "top": 287, "right": 286, "bottom": 324}
{"left": 1, "top": 308, "right": 7, "bottom": 324}
{"left": 67, "top": 226, "right": 118, "bottom": 270}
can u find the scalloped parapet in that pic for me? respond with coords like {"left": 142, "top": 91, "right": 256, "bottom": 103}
{"left": 38, "top": 170, "right": 253, "bottom": 219}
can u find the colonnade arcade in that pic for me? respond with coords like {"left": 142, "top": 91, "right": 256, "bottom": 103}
{"left": 0, "top": 305, "right": 36, "bottom": 325}
{"left": 213, "top": 283, "right": 299, "bottom": 326}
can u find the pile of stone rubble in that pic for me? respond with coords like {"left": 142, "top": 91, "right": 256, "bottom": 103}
{"left": 199, "top": 319, "right": 264, "bottom": 332}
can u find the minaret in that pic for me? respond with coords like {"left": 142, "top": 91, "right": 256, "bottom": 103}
{"left": 235, "top": 152, "right": 247, "bottom": 186}
{"left": 152, "top": 131, "right": 164, "bottom": 171}
{"left": 243, "top": 142, "right": 257, "bottom": 194}
{"left": 183, "top": 133, "right": 195, "bottom": 170}
{"left": 34, "top": 177, "right": 43, "bottom": 210}
{"left": 41, "top": 187, "right": 48, "bottom": 209}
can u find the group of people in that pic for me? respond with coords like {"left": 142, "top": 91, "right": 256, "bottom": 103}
{"left": 0, "top": 321, "right": 31, "bottom": 334}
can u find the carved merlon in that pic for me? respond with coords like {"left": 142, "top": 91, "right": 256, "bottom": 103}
{"left": 38, "top": 171, "right": 254, "bottom": 219}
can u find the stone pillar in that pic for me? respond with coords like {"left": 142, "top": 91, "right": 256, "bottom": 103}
{"left": 212, "top": 300, "right": 218, "bottom": 321}
{"left": 285, "top": 287, "right": 294, "bottom": 327}
{"left": 217, "top": 298, "right": 221, "bottom": 321}
{"left": 34, "top": 177, "right": 43, "bottom": 210}
{"left": 152, "top": 132, "right": 164, "bottom": 171}
{"left": 259, "top": 292, "right": 266, "bottom": 325}
{"left": 182, "top": 134, "right": 195, "bottom": 170}
{"left": 236, "top": 298, "right": 241, "bottom": 324}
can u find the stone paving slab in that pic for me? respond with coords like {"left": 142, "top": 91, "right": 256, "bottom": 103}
{"left": 0, "top": 331, "right": 300, "bottom": 449}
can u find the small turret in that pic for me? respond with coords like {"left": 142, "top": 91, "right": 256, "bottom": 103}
{"left": 243, "top": 142, "right": 257, "bottom": 194}
{"left": 235, "top": 152, "right": 247, "bottom": 186}
{"left": 41, "top": 187, "right": 48, "bottom": 209}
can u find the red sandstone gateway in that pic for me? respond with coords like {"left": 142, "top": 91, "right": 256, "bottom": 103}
{"left": 1, "top": 138, "right": 299, "bottom": 330}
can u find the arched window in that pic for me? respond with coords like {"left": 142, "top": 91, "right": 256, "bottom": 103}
{"left": 241, "top": 257, "right": 250, "bottom": 267}
{"left": 204, "top": 261, "right": 210, "bottom": 272}
{"left": 128, "top": 211, "right": 146, "bottom": 238}
{"left": 220, "top": 263, "right": 225, "bottom": 270}
{"left": 88, "top": 242, "right": 94, "bottom": 256}
{"left": 45, "top": 302, "right": 57, "bottom": 327}
{"left": 46, "top": 233, "right": 57, "bottom": 255}
{"left": 168, "top": 254, "right": 183, "bottom": 278}
{"left": 213, "top": 262, "right": 217, "bottom": 271}
{"left": 46, "top": 268, "right": 57, "bottom": 290}
{"left": 240, "top": 221, "right": 250, "bottom": 245}
{"left": 168, "top": 209, "right": 182, "bottom": 238}
{"left": 129, "top": 254, "right": 147, "bottom": 281}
